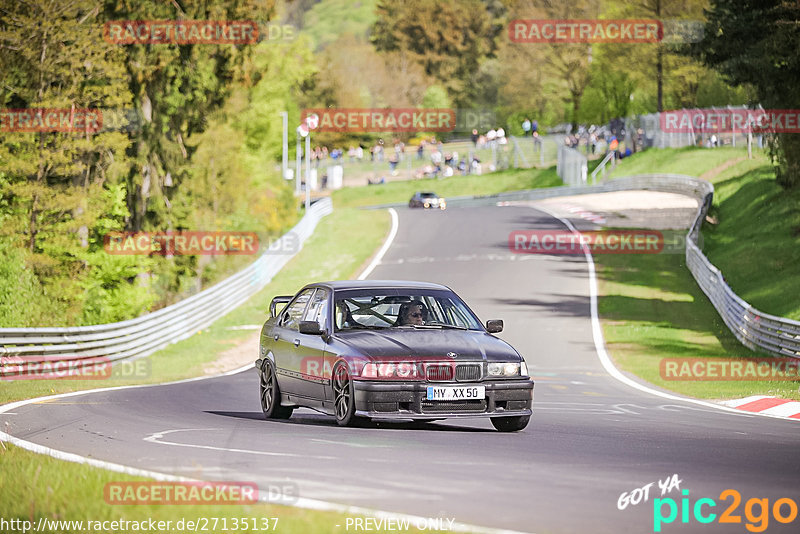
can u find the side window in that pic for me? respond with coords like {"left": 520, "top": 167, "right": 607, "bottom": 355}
{"left": 280, "top": 289, "right": 313, "bottom": 331}
{"left": 304, "top": 288, "right": 330, "bottom": 331}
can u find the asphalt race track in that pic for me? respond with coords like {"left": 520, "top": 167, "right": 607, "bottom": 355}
{"left": 3, "top": 205, "right": 799, "bottom": 533}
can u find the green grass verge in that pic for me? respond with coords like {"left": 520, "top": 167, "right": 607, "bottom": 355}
{"left": 597, "top": 253, "right": 799, "bottom": 401}
{"left": 332, "top": 166, "right": 561, "bottom": 209}
{"left": 0, "top": 442, "right": 426, "bottom": 533}
{"left": 596, "top": 147, "right": 800, "bottom": 401}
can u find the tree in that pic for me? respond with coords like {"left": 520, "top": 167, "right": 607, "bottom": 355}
{"left": 100, "top": 0, "right": 276, "bottom": 232}
{"left": 504, "top": 0, "right": 602, "bottom": 130}
{"left": 0, "top": 0, "right": 141, "bottom": 325}
{"left": 371, "top": 0, "right": 504, "bottom": 106}
{"left": 0, "top": 0, "right": 300, "bottom": 326}
{"left": 698, "top": 0, "right": 800, "bottom": 188}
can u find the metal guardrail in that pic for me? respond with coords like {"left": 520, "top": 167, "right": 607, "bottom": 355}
{"left": 590, "top": 150, "right": 616, "bottom": 183}
{"left": 0, "top": 199, "right": 334, "bottom": 376}
{"left": 557, "top": 145, "right": 587, "bottom": 186}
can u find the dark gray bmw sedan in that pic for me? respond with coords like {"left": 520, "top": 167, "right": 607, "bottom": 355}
{"left": 255, "top": 280, "right": 533, "bottom": 431}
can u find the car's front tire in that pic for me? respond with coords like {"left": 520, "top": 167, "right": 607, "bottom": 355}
{"left": 491, "top": 415, "right": 530, "bottom": 432}
{"left": 260, "top": 360, "right": 293, "bottom": 420}
{"left": 332, "top": 361, "right": 358, "bottom": 426}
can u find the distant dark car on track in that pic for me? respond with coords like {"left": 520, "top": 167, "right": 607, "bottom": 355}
{"left": 409, "top": 191, "right": 446, "bottom": 210}
{"left": 256, "top": 281, "right": 533, "bottom": 431}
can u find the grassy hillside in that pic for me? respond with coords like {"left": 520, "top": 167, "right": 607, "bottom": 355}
{"left": 702, "top": 164, "right": 800, "bottom": 320}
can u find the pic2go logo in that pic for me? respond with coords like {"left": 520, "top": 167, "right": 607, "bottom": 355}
{"left": 653, "top": 489, "right": 798, "bottom": 532}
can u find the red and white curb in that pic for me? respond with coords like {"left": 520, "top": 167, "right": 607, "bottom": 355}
{"left": 563, "top": 204, "right": 606, "bottom": 224}
{"left": 496, "top": 201, "right": 607, "bottom": 224}
{"left": 719, "top": 396, "right": 800, "bottom": 420}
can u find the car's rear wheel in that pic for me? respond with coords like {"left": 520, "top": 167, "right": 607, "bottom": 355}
{"left": 491, "top": 415, "right": 530, "bottom": 432}
{"left": 332, "top": 361, "right": 357, "bottom": 426}
{"left": 260, "top": 360, "right": 293, "bottom": 420}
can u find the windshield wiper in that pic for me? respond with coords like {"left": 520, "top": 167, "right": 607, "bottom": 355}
{"left": 416, "top": 323, "right": 468, "bottom": 330}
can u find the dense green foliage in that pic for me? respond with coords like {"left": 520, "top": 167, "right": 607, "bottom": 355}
{"left": 0, "top": 0, "right": 313, "bottom": 326}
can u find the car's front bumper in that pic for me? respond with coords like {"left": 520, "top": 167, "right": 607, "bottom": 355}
{"left": 352, "top": 379, "right": 533, "bottom": 419}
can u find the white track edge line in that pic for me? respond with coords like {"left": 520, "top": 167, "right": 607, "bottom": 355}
{"left": 358, "top": 208, "right": 399, "bottom": 280}
{"left": 532, "top": 205, "right": 799, "bottom": 423}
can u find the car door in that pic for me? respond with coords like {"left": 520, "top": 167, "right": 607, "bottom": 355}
{"left": 272, "top": 288, "right": 314, "bottom": 395}
{"left": 296, "top": 287, "right": 331, "bottom": 402}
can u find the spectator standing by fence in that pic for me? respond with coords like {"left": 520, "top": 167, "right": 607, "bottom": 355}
{"left": 487, "top": 128, "right": 497, "bottom": 148}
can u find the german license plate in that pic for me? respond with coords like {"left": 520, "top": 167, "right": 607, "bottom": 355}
{"left": 426, "top": 385, "right": 485, "bottom": 400}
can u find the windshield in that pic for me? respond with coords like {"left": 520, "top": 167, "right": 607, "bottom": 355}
{"left": 334, "top": 289, "right": 483, "bottom": 332}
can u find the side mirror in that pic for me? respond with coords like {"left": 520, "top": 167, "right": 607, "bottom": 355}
{"left": 485, "top": 319, "right": 503, "bottom": 333}
{"left": 298, "top": 321, "right": 324, "bottom": 335}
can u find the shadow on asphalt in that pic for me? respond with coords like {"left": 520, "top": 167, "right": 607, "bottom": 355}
{"left": 204, "top": 411, "right": 495, "bottom": 432}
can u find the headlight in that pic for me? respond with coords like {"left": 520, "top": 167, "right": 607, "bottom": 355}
{"left": 487, "top": 362, "right": 521, "bottom": 377}
{"left": 361, "top": 362, "right": 421, "bottom": 379}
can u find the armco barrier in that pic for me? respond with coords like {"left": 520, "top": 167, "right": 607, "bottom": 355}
{"left": 556, "top": 145, "right": 587, "bottom": 186}
{"left": 365, "top": 174, "right": 799, "bottom": 359}
{"left": 0, "top": 199, "right": 333, "bottom": 376}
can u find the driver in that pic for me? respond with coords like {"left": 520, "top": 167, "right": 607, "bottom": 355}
{"left": 396, "top": 300, "right": 428, "bottom": 326}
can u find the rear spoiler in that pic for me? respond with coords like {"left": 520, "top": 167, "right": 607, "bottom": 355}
{"left": 269, "top": 295, "right": 293, "bottom": 318}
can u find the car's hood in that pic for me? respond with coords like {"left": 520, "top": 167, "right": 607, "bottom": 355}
{"left": 332, "top": 328, "right": 521, "bottom": 362}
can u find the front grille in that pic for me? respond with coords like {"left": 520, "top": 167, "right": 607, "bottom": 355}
{"left": 455, "top": 363, "right": 481, "bottom": 382}
{"left": 421, "top": 400, "right": 487, "bottom": 412}
{"left": 426, "top": 364, "right": 454, "bottom": 381}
